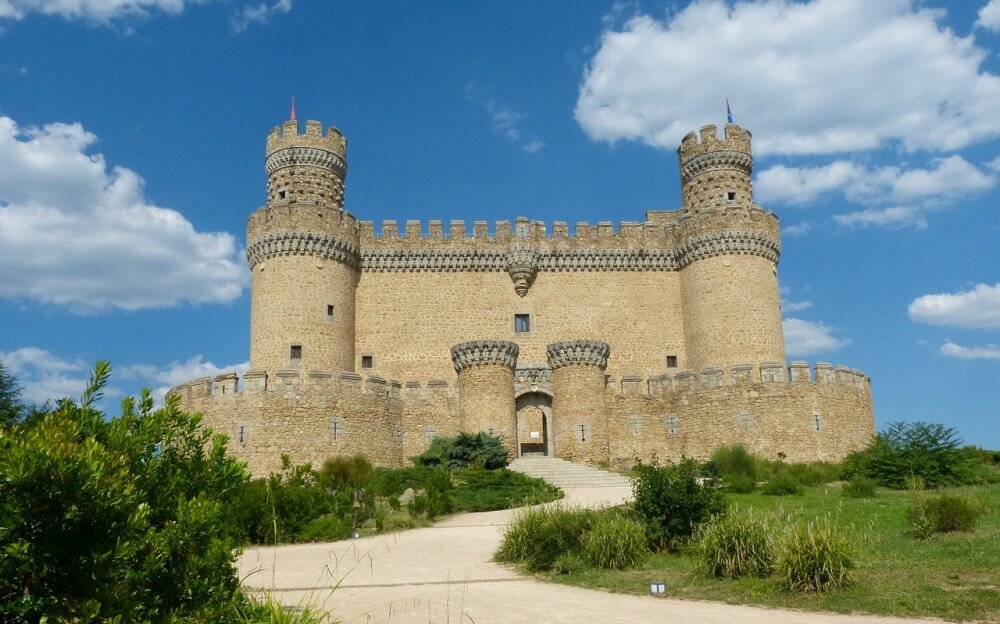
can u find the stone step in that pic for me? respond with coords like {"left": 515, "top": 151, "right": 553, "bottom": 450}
{"left": 508, "top": 457, "right": 633, "bottom": 489}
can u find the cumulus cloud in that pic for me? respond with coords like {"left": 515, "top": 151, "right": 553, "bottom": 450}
{"left": 0, "top": 116, "right": 248, "bottom": 312}
{"left": 576, "top": 0, "right": 1000, "bottom": 156}
{"left": 783, "top": 318, "right": 850, "bottom": 356}
{"left": 0, "top": 0, "right": 200, "bottom": 23}
{"left": 833, "top": 206, "right": 928, "bottom": 230}
{"left": 908, "top": 283, "right": 1000, "bottom": 329}
{"left": 782, "top": 221, "right": 812, "bottom": 237}
{"left": 0, "top": 347, "right": 117, "bottom": 405}
{"left": 231, "top": 0, "right": 290, "bottom": 33}
{"left": 977, "top": 0, "right": 1000, "bottom": 31}
{"left": 940, "top": 342, "right": 1000, "bottom": 360}
{"left": 120, "top": 354, "right": 248, "bottom": 401}
{"left": 465, "top": 83, "right": 546, "bottom": 154}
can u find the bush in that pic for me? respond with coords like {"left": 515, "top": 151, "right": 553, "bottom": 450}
{"left": 783, "top": 462, "right": 842, "bottom": 487}
{"left": 842, "top": 476, "right": 877, "bottom": 498}
{"left": 551, "top": 551, "right": 588, "bottom": 575}
{"left": 710, "top": 444, "right": 760, "bottom": 483}
{"left": 843, "top": 421, "right": 976, "bottom": 489}
{"left": 632, "top": 458, "right": 724, "bottom": 550}
{"left": 582, "top": 514, "right": 647, "bottom": 569}
{"left": 906, "top": 493, "right": 983, "bottom": 538}
{"left": 451, "top": 469, "right": 561, "bottom": 512}
{"left": 694, "top": 509, "right": 773, "bottom": 578}
{"left": 0, "top": 362, "right": 248, "bottom": 623}
{"left": 777, "top": 517, "right": 856, "bottom": 592}
{"left": 299, "top": 513, "right": 355, "bottom": 543}
{"left": 761, "top": 471, "right": 803, "bottom": 496}
{"left": 233, "top": 459, "right": 338, "bottom": 544}
{"left": 495, "top": 505, "right": 596, "bottom": 572}
{"left": 726, "top": 474, "right": 757, "bottom": 493}
{"left": 413, "top": 431, "right": 509, "bottom": 470}
{"left": 320, "top": 454, "right": 374, "bottom": 490}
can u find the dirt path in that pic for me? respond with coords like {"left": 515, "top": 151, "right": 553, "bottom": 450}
{"left": 238, "top": 486, "right": 943, "bottom": 624}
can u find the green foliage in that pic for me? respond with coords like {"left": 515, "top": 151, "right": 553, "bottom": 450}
{"left": 843, "top": 421, "right": 976, "bottom": 489}
{"left": 412, "top": 431, "right": 509, "bottom": 470}
{"left": 842, "top": 476, "right": 877, "bottom": 498}
{"left": 234, "top": 592, "right": 330, "bottom": 623}
{"left": 551, "top": 551, "right": 588, "bottom": 575}
{"left": 495, "top": 505, "right": 598, "bottom": 572}
{"left": 0, "top": 361, "right": 249, "bottom": 623}
{"left": 233, "top": 460, "right": 339, "bottom": 544}
{"left": 725, "top": 474, "right": 757, "bottom": 493}
{"left": 694, "top": 509, "right": 774, "bottom": 578}
{"left": 319, "top": 454, "right": 374, "bottom": 490}
{"left": 299, "top": 513, "right": 355, "bottom": 543}
{"left": 761, "top": 471, "right": 803, "bottom": 496}
{"left": 0, "top": 361, "right": 25, "bottom": 427}
{"left": 632, "top": 458, "right": 725, "bottom": 550}
{"left": 450, "top": 469, "right": 561, "bottom": 512}
{"left": 906, "top": 493, "right": 984, "bottom": 538}
{"left": 582, "top": 514, "right": 647, "bottom": 569}
{"left": 777, "top": 517, "right": 856, "bottom": 592}
{"left": 710, "top": 444, "right": 760, "bottom": 486}
{"left": 779, "top": 462, "right": 842, "bottom": 487}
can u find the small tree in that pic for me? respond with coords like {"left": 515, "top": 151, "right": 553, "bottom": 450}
{"left": 843, "top": 421, "right": 975, "bottom": 488}
{"left": 0, "top": 362, "right": 25, "bottom": 426}
{"left": 631, "top": 458, "right": 724, "bottom": 551}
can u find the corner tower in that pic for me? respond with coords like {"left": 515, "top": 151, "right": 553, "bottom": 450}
{"left": 676, "top": 123, "right": 785, "bottom": 373}
{"left": 246, "top": 117, "right": 360, "bottom": 374}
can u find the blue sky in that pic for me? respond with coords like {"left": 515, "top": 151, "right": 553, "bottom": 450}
{"left": 0, "top": 0, "right": 998, "bottom": 448}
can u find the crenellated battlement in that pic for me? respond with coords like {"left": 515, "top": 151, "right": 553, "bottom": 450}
{"left": 678, "top": 123, "right": 752, "bottom": 164}
{"left": 246, "top": 203, "right": 361, "bottom": 269}
{"left": 266, "top": 119, "right": 347, "bottom": 161}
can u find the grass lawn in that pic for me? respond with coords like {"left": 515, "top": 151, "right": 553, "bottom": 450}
{"left": 540, "top": 484, "right": 999, "bottom": 621}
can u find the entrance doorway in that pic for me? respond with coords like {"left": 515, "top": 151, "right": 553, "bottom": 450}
{"left": 516, "top": 392, "right": 552, "bottom": 457}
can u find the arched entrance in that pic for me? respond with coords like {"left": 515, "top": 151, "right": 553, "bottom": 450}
{"left": 515, "top": 392, "right": 552, "bottom": 457}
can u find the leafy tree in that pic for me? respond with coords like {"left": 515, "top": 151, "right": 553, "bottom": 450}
{"left": 843, "top": 421, "right": 975, "bottom": 489}
{"left": 0, "top": 361, "right": 25, "bottom": 426}
{"left": 0, "top": 361, "right": 249, "bottom": 622}
{"left": 631, "top": 458, "right": 724, "bottom": 551}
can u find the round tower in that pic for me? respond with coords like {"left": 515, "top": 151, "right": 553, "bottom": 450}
{"left": 676, "top": 123, "right": 785, "bottom": 373}
{"left": 547, "top": 340, "right": 610, "bottom": 465}
{"left": 246, "top": 117, "right": 360, "bottom": 374}
{"left": 451, "top": 340, "right": 519, "bottom": 457}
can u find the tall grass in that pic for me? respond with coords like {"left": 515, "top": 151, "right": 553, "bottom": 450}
{"left": 495, "top": 505, "right": 597, "bottom": 572}
{"left": 694, "top": 509, "right": 773, "bottom": 578}
{"left": 777, "top": 516, "right": 856, "bottom": 592}
{"left": 582, "top": 514, "right": 647, "bottom": 569}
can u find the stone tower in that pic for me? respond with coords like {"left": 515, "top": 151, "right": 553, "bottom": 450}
{"left": 245, "top": 117, "right": 360, "bottom": 374}
{"left": 676, "top": 123, "right": 785, "bottom": 372}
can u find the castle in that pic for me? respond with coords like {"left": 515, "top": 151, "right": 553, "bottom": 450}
{"left": 168, "top": 115, "right": 875, "bottom": 476}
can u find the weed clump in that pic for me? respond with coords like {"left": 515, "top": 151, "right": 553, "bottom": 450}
{"left": 777, "top": 517, "right": 856, "bottom": 592}
{"left": 695, "top": 509, "right": 773, "bottom": 578}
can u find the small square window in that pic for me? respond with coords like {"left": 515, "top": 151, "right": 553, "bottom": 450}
{"left": 666, "top": 355, "right": 678, "bottom": 368}
{"left": 290, "top": 345, "right": 302, "bottom": 360}
{"left": 515, "top": 314, "right": 530, "bottom": 333}
{"left": 279, "top": 190, "right": 286, "bottom": 199}
{"left": 327, "top": 304, "right": 335, "bottom": 317}
{"left": 361, "top": 355, "right": 373, "bottom": 369}
{"left": 727, "top": 191, "right": 737, "bottom": 201}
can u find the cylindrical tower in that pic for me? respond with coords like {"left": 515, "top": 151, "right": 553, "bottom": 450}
{"left": 676, "top": 124, "right": 785, "bottom": 373}
{"left": 547, "top": 340, "right": 610, "bottom": 465}
{"left": 246, "top": 117, "right": 360, "bottom": 374}
{"left": 451, "top": 340, "right": 519, "bottom": 457}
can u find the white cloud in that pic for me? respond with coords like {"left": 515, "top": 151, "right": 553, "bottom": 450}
{"left": 782, "top": 299, "right": 813, "bottom": 313}
{"left": 465, "top": 83, "right": 546, "bottom": 154}
{"left": 782, "top": 221, "right": 812, "bottom": 237}
{"left": 756, "top": 156, "right": 995, "bottom": 206}
{"left": 908, "top": 282, "right": 1000, "bottom": 329}
{"left": 231, "top": 0, "right": 290, "bottom": 33}
{"left": 783, "top": 318, "right": 850, "bottom": 356}
{"left": 0, "top": 347, "right": 117, "bottom": 405}
{"left": 0, "top": 116, "right": 248, "bottom": 312}
{"left": 940, "top": 342, "right": 1000, "bottom": 360}
{"left": 0, "top": 0, "right": 200, "bottom": 23}
{"left": 977, "top": 0, "right": 1000, "bottom": 31}
{"left": 120, "top": 354, "right": 248, "bottom": 402}
{"left": 576, "top": 0, "right": 1000, "bottom": 156}
{"left": 833, "top": 206, "right": 928, "bottom": 230}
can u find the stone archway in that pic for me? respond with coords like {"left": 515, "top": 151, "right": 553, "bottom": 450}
{"left": 515, "top": 392, "right": 552, "bottom": 457}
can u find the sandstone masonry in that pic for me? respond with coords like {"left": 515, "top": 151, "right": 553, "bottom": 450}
{"left": 168, "top": 115, "right": 875, "bottom": 476}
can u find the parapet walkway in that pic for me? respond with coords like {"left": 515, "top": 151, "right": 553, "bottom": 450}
{"left": 238, "top": 485, "right": 941, "bottom": 624}
{"left": 508, "top": 456, "right": 633, "bottom": 489}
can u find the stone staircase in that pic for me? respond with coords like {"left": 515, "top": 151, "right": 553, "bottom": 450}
{"left": 508, "top": 457, "right": 633, "bottom": 490}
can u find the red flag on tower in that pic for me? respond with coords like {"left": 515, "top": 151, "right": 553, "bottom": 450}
{"left": 290, "top": 96, "right": 296, "bottom": 121}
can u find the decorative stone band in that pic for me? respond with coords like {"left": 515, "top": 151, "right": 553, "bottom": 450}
{"left": 247, "top": 231, "right": 360, "bottom": 269}
{"left": 362, "top": 247, "right": 678, "bottom": 272}
{"left": 680, "top": 150, "right": 752, "bottom": 183}
{"left": 450, "top": 340, "right": 519, "bottom": 372}
{"left": 546, "top": 340, "right": 611, "bottom": 370}
{"left": 265, "top": 147, "right": 347, "bottom": 177}
{"left": 676, "top": 231, "right": 780, "bottom": 268}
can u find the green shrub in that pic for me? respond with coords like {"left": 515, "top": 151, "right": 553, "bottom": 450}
{"left": 694, "top": 509, "right": 773, "bottom": 578}
{"left": 761, "top": 471, "right": 803, "bottom": 496}
{"left": 450, "top": 469, "right": 561, "bottom": 512}
{"left": 299, "top": 513, "right": 354, "bottom": 543}
{"left": 710, "top": 444, "right": 760, "bottom": 481}
{"left": 320, "top": 454, "right": 374, "bottom": 490}
{"left": 582, "top": 514, "right": 647, "bottom": 569}
{"left": 906, "top": 493, "right": 983, "bottom": 538}
{"left": 495, "top": 505, "right": 596, "bottom": 571}
{"left": 413, "top": 431, "right": 509, "bottom": 470}
{"left": 785, "top": 462, "right": 842, "bottom": 486}
{"left": 726, "top": 474, "right": 757, "bottom": 493}
{"left": 777, "top": 517, "right": 856, "bottom": 592}
{"left": 632, "top": 458, "right": 724, "bottom": 550}
{"left": 551, "top": 551, "right": 588, "bottom": 575}
{"left": 0, "top": 362, "right": 248, "bottom": 623}
{"left": 842, "top": 476, "right": 877, "bottom": 498}
{"left": 233, "top": 460, "right": 337, "bottom": 544}
{"left": 843, "top": 421, "right": 976, "bottom": 489}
